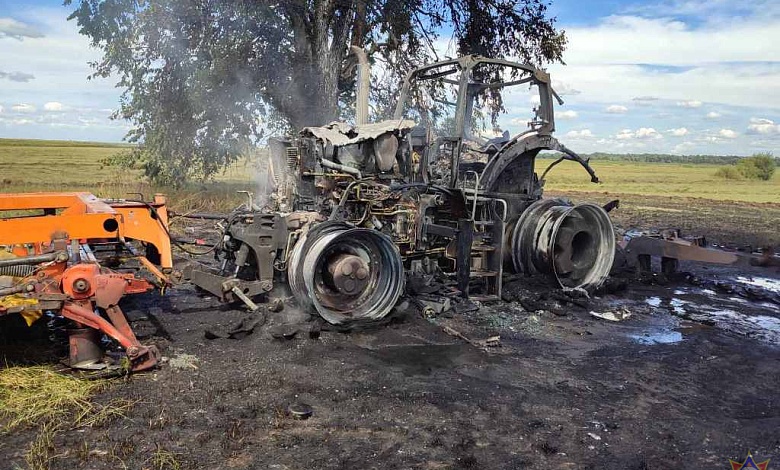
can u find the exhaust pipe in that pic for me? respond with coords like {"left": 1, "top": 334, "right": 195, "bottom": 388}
{"left": 288, "top": 223, "right": 404, "bottom": 324}
{"left": 350, "top": 46, "right": 370, "bottom": 126}
{"left": 510, "top": 199, "right": 615, "bottom": 290}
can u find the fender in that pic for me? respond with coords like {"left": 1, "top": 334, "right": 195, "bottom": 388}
{"left": 480, "top": 131, "right": 555, "bottom": 195}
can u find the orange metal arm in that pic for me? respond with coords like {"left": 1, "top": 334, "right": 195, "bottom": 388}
{"left": 0, "top": 192, "right": 173, "bottom": 270}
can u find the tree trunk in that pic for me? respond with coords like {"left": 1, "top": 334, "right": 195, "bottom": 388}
{"left": 264, "top": 0, "right": 355, "bottom": 130}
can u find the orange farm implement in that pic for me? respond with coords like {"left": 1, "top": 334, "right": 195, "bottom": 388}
{"left": 0, "top": 192, "right": 173, "bottom": 372}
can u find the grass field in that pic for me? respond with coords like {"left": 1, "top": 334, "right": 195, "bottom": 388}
{"left": 0, "top": 138, "right": 256, "bottom": 212}
{"left": 2, "top": 138, "right": 777, "bottom": 202}
{"left": 536, "top": 158, "right": 780, "bottom": 204}
{"left": 1, "top": 138, "right": 777, "bottom": 245}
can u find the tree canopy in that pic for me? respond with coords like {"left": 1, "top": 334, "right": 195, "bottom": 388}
{"left": 66, "top": 0, "right": 567, "bottom": 184}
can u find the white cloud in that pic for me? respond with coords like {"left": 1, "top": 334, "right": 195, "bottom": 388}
{"left": 510, "top": 117, "right": 530, "bottom": 127}
{"left": 615, "top": 127, "right": 663, "bottom": 140}
{"left": 561, "top": 16, "right": 779, "bottom": 67}
{"left": 668, "top": 127, "right": 689, "bottom": 137}
{"left": 627, "top": 0, "right": 779, "bottom": 20}
{"left": 11, "top": 103, "right": 36, "bottom": 113}
{"left": 550, "top": 62, "right": 780, "bottom": 110}
{"left": 0, "top": 8, "right": 128, "bottom": 141}
{"left": 507, "top": 8, "right": 780, "bottom": 155}
{"left": 718, "top": 129, "right": 738, "bottom": 139}
{"left": 557, "top": 110, "right": 578, "bottom": 120}
{"left": 747, "top": 118, "right": 780, "bottom": 135}
{"left": 0, "top": 105, "right": 3, "bottom": 114}
{"left": 565, "top": 129, "right": 594, "bottom": 138}
{"left": 43, "top": 101, "right": 63, "bottom": 112}
{"left": 546, "top": 14, "right": 780, "bottom": 112}
{"left": 605, "top": 105, "right": 628, "bottom": 114}
{"left": 636, "top": 127, "right": 663, "bottom": 139}
{"left": 677, "top": 100, "right": 702, "bottom": 108}
{"left": 552, "top": 80, "right": 581, "bottom": 96}
{"left": 0, "top": 18, "right": 43, "bottom": 40}
{"left": 0, "top": 117, "right": 35, "bottom": 125}
{"left": 672, "top": 141, "right": 696, "bottom": 154}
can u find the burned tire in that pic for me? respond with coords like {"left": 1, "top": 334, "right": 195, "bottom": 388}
{"left": 288, "top": 223, "right": 404, "bottom": 324}
{"left": 511, "top": 199, "right": 615, "bottom": 290}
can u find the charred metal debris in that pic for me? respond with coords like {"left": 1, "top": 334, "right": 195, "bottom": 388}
{"left": 183, "top": 55, "right": 616, "bottom": 326}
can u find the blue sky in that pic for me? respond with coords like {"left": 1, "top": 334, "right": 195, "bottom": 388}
{"left": 1, "top": 0, "right": 779, "bottom": 155}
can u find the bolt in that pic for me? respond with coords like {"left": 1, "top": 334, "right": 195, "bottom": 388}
{"left": 73, "top": 278, "right": 90, "bottom": 293}
{"left": 25, "top": 284, "right": 35, "bottom": 292}
{"left": 341, "top": 263, "right": 353, "bottom": 276}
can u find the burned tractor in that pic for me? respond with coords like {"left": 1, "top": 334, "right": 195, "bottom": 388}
{"left": 187, "top": 55, "right": 615, "bottom": 325}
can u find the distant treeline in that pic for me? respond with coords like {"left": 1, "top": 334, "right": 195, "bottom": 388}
{"left": 582, "top": 153, "right": 751, "bottom": 165}
{"left": 0, "top": 138, "right": 131, "bottom": 148}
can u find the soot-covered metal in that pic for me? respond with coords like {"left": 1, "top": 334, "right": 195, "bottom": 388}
{"left": 187, "top": 55, "right": 615, "bottom": 325}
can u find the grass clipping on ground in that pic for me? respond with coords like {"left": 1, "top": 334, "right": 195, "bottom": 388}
{"left": 0, "top": 366, "right": 131, "bottom": 469}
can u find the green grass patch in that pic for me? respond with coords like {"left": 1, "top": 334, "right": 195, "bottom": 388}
{"left": 536, "top": 158, "right": 780, "bottom": 204}
{"left": 150, "top": 446, "right": 184, "bottom": 470}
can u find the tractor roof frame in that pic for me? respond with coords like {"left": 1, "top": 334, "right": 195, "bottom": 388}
{"left": 392, "top": 55, "right": 564, "bottom": 139}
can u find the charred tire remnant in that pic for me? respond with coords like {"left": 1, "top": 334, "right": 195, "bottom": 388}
{"left": 288, "top": 223, "right": 404, "bottom": 324}
{"left": 511, "top": 199, "right": 615, "bottom": 290}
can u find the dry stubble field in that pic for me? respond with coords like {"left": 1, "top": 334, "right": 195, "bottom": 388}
{"left": 2, "top": 138, "right": 778, "bottom": 246}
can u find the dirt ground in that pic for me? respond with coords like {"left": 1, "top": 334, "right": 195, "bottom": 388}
{"left": 547, "top": 190, "right": 780, "bottom": 249}
{"left": 1, "top": 196, "right": 779, "bottom": 470}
